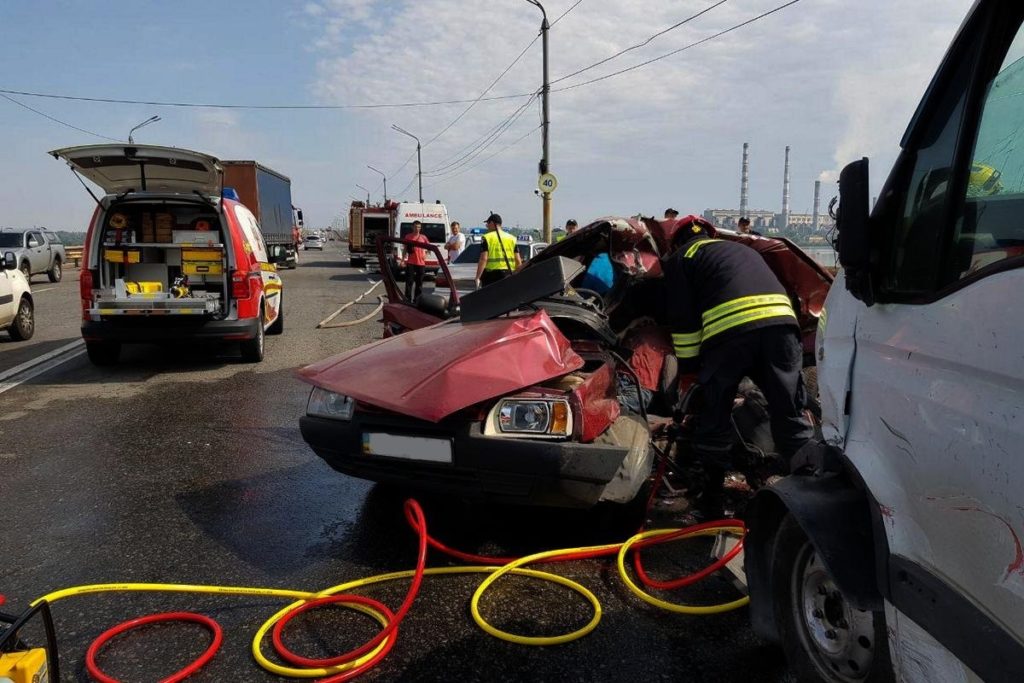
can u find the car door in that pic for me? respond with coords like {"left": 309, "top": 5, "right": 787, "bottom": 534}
{"left": 0, "top": 269, "right": 14, "bottom": 326}
{"left": 232, "top": 203, "right": 281, "bottom": 327}
{"left": 843, "top": 4, "right": 1024, "bottom": 677}
{"left": 376, "top": 236, "right": 458, "bottom": 336}
{"left": 26, "top": 232, "right": 46, "bottom": 273}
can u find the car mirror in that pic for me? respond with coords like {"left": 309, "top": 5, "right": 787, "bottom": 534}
{"left": 27, "top": 238, "right": 39, "bottom": 248}
{"left": 836, "top": 157, "right": 875, "bottom": 305}
{"left": 416, "top": 293, "right": 450, "bottom": 318}
{"left": 2, "top": 251, "right": 16, "bottom": 271}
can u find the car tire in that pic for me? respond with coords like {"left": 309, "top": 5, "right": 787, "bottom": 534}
{"left": 20, "top": 261, "right": 30, "bottom": 282}
{"left": 86, "top": 341, "right": 121, "bottom": 366}
{"left": 8, "top": 296, "right": 34, "bottom": 341}
{"left": 771, "top": 514, "right": 894, "bottom": 683}
{"left": 267, "top": 296, "right": 283, "bottom": 335}
{"left": 48, "top": 258, "right": 62, "bottom": 283}
{"left": 240, "top": 308, "right": 266, "bottom": 362}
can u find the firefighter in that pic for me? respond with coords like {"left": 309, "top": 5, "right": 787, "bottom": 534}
{"left": 474, "top": 213, "right": 521, "bottom": 288}
{"left": 663, "top": 221, "right": 813, "bottom": 515}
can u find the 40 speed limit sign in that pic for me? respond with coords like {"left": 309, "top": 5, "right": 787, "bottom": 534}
{"left": 538, "top": 173, "right": 558, "bottom": 193}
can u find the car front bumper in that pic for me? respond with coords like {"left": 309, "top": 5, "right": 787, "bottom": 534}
{"left": 300, "top": 411, "right": 631, "bottom": 508}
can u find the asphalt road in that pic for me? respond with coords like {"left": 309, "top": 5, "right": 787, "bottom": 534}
{"left": 0, "top": 242, "right": 789, "bottom": 682}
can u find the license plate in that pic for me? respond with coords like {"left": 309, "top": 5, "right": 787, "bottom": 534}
{"left": 362, "top": 433, "right": 453, "bottom": 464}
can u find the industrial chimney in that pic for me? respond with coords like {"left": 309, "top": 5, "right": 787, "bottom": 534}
{"left": 781, "top": 145, "right": 791, "bottom": 230}
{"left": 812, "top": 180, "right": 821, "bottom": 232}
{"left": 740, "top": 143, "right": 749, "bottom": 221}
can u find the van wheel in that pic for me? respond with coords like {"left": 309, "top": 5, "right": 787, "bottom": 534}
{"left": 771, "top": 514, "right": 894, "bottom": 683}
{"left": 267, "top": 296, "right": 284, "bottom": 335}
{"left": 240, "top": 309, "right": 265, "bottom": 362}
{"left": 20, "top": 261, "right": 30, "bottom": 281}
{"left": 8, "top": 297, "right": 34, "bottom": 341}
{"left": 48, "top": 258, "right": 62, "bottom": 283}
{"left": 86, "top": 341, "right": 120, "bottom": 366}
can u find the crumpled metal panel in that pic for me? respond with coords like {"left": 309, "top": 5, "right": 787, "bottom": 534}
{"left": 297, "top": 309, "right": 584, "bottom": 422}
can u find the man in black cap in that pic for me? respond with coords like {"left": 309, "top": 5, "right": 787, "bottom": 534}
{"left": 474, "top": 213, "right": 520, "bottom": 288}
{"left": 664, "top": 208, "right": 680, "bottom": 219}
{"left": 663, "top": 221, "right": 812, "bottom": 516}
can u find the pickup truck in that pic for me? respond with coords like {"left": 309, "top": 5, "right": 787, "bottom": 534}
{"left": 0, "top": 230, "right": 66, "bottom": 283}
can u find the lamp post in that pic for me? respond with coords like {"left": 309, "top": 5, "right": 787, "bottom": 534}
{"left": 128, "top": 115, "right": 161, "bottom": 144}
{"left": 368, "top": 165, "right": 387, "bottom": 204}
{"left": 391, "top": 125, "right": 423, "bottom": 203}
{"left": 525, "top": 0, "right": 551, "bottom": 242}
{"left": 356, "top": 184, "right": 370, "bottom": 206}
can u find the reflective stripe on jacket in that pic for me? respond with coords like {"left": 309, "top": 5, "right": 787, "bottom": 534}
{"left": 664, "top": 237, "right": 797, "bottom": 363}
{"left": 483, "top": 230, "right": 517, "bottom": 271}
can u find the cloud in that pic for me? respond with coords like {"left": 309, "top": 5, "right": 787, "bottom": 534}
{"left": 298, "top": 0, "right": 977, "bottom": 227}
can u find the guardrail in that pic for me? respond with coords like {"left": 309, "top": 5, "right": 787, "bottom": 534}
{"left": 65, "top": 247, "right": 83, "bottom": 267}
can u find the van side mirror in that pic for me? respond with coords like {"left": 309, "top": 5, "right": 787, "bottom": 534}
{"left": 3, "top": 252, "right": 16, "bottom": 271}
{"left": 296, "top": 210, "right": 304, "bottom": 226}
{"left": 416, "top": 292, "right": 450, "bottom": 318}
{"left": 836, "top": 158, "right": 875, "bottom": 305}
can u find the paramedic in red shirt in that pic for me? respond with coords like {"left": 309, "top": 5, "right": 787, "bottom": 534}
{"left": 402, "top": 220, "right": 431, "bottom": 301}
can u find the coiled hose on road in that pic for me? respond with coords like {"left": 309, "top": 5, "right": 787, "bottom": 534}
{"left": 27, "top": 500, "right": 746, "bottom": 682}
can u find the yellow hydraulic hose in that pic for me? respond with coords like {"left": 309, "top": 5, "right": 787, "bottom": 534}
{"left": 28, "top": 526, "right": 748, "bottom": 679}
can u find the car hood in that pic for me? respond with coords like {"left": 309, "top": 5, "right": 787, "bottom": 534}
{"left": 50, "top": 144, "right": 222, "bottom": 196}
{"left": 298, "top": 309, "right": 584, "bottom": 422}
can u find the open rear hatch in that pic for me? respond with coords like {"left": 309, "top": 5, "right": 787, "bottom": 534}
{"left": 50, "top": 144, "right": 222, "bottom": 196}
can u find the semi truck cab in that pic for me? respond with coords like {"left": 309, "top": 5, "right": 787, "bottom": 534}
{"left": 744, "top": 2, "right": 1024, "bottom": 681}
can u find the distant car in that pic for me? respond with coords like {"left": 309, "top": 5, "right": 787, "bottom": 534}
{"left": 0, "top": 251, "right": 34, "bottom": 341}
{"left": 0, "top": 229, "right": 67, "bottom": 283}
{"left": 304, "top": 234, "right": 325, "bottom": 250}
{"left": 437, "top": 240, "right": 548, "bottom": 290}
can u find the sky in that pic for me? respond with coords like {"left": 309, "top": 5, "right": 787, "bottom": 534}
{"left": 0, "top": 0, "right": 976, "bottom": 232}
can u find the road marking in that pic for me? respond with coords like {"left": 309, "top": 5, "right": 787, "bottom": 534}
{"left": 31, "top": 287, "right": 57, "bottom": 293}
{"left": 0, "top": 339, "right": 85, "bottom": 395}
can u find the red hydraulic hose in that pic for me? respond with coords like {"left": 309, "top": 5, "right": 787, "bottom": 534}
{"left": 269, "top": 499, "right": 429, "bottom": 680}
{"left": 85, "top": 612, "right": 223, "bottom": 683}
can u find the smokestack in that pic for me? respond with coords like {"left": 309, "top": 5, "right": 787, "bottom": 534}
{"left": 812, "top": 180, "right": 821, "bottom": 232}
{"left": 781, "top": 145, "right": 791, "bottom": 229}
{"left": 740, "top": 143, "right": 749, "bottom": 220}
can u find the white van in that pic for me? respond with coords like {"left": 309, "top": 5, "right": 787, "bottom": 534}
{"left": 743, "top": 1, "right": 1024, "bottom": 681}
{"left": 392, "top": 202, "right": 451, "bottom": 274}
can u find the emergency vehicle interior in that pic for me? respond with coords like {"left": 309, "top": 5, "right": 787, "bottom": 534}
{"left": 94, "top": 200, "right": 229, "bottom": 317}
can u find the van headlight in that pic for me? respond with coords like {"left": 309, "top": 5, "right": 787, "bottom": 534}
{"left": 494, "top": 398, "right": 572, "bottom": 437}
{"left": 307, "top": 387, "right": 355, "bottom": 421}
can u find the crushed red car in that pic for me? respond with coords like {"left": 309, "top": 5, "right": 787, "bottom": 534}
{"left": 298, "top": 217, "right": 832, "bottom": 508}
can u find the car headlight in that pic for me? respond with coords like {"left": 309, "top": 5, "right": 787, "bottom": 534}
{"left": 307, "top": 387, "right": 355, "bottom": 421}
{"left": 496, "top": 398, "right": 572, "bottom": 437}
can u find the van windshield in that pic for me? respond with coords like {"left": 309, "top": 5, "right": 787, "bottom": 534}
{"left": 0, "top": 234, "right": 23, "bottom": 248}
{"left": 399, "top": 222, "right": 446, "bottom": 243}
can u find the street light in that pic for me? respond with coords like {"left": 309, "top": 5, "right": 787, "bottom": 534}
{"left": 356, "top": 184, "right": 371, "bottom": 206}
{"left": 367, "top": 165, "right": 387, "bottom": 204}
{"left": 128, "top": 115, "right": 161, "bottom": 144}
{"left": 525, "top": 0, "right": 552, "bottom": 243}
{"left": 391, "top": 124, "right": 423, "bottom": 203}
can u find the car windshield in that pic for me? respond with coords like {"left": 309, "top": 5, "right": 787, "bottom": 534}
{"left": 0, "top": 233, "right": 23, "bottom": 247}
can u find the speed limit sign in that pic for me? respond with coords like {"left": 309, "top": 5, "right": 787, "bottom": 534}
{"left": 538, "top": 173, "right": 558, "bottom": 193}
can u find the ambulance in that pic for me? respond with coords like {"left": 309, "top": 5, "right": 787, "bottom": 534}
{"left": 391, "top": 202, "right": 451, "bottom": 275}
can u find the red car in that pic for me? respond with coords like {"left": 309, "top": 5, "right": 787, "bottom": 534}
{"left": 299, "top": 218, "right": 832, "bottom": 508}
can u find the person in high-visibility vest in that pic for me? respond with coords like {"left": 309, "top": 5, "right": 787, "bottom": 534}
{"left": 664, "top": 219, "right": 813, "bottom": 515}
{"left": 474, "top": 213, "right": 521, "bottom": 288}
{"left": 555, "top": 218, "right": 578, "bottom": 242}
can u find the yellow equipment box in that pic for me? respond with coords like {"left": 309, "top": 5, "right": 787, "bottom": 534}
{"left": 182, "top": 261, "right": 224, "bottom": 276}
{"left": 0, "top": 648, "right": 49, "bottom": 683}
{"left": 103, "top": 248, "right": 141, "bottom": 264}
{"left": 181, "top": 248, "right": 223, "bottom": 261}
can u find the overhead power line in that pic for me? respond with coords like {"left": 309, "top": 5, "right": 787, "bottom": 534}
{"left": 550, "top": 0, "right": 728, "bottom": 85}
{"left": 549, "top": 0, "right": 584, "bottom": 27}
{"left": 424, "top": 124, "right": 542, "bottom": 191}
{"left": 553, "top": 0, "right": 801, "bottom": 93}
{"left": 0, "top": 92, "right": 120, "bottom": 141}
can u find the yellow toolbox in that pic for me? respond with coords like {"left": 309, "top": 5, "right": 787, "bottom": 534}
{"left": 103, "top": 248, "right": 141, "bottom": 264}
{"left": 182, "top": 261, "right": 224, "bottom": 276}
{"left": 181, "top": 248, "right": 222, "bottom": 261}
{"left": 0, "top": 648, "right": 49, "bottom": 682}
